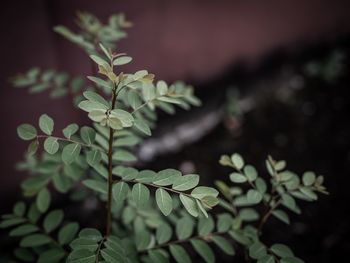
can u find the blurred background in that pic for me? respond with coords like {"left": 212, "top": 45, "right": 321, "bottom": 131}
{"left": 1, "top": 0, "right": 350, "bottom": 262}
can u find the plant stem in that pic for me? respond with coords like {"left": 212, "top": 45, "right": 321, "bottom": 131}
{"left": 105, "top": 89, "right": 117, "bottom": 236}
{"left": 257, "top": 198, "right": 281, "bottom": 235}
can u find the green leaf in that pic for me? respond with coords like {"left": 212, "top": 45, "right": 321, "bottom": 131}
{"left": 37, "top": 248, "right": 65, "bottom": 263}
{"left": 9, "top": 224, "right": 39, "bottom": 237}
{"left": 20, "top": 234, "right": 52, "bottom": 247}
{"left": 90, "top": 54, "right": 109, "bottom": 66}
{"left": 112, "top": 149, "right": 137, "bottom": 162}
{"left": 87, "top": 76, "right": 111, "bottom": 90}
{"left": 36, "top": 188, "right": 51, "bottom": 213}
{"left": 27, "top": 140, "right": 39, "bottom": 155}
{"left": 110, "top": 109, "right": 134, "bottom": 127}
{"left": 270, "top": 244, "right": 294, "bottom": 258}
{"left": 134, "top": 118, "right": 151, "bottom": 136}
{"left": 153, "top": 169, "right": 181, "bottom": 186}
{"left": 39, "top": 114, "right": 54, "bottom": 135}
{"left": 62, "top": 143, "right": 81, "bottom": 164}
{"left": 258, "top": 255, "right": 276, "bottom": 263}
{"left": 79, "top": 228, "right": 103, "bottom": 241}
{"left": 43, "top": 209, "right": 64, "bottom": 233}
{"left": 44, "top": 137, "right": 59, "bottom": 154}
{"left": 198, "top": 216, "right": 214, "bottom": 236}
{"left": 217, "top": 213, "right": 233, "bottom": 232}
{"left": 156, "top": 81, "right": 168, "bottom": 95}
{"left": 68, "top": 249, "right": 96, "bottom": 262}
{"left": 113, "top": 56, "right": 132, "bottom": 66}
{"left": 172, "top": 174, "right": 199, "bottom": 191}
{"left": 180, "top": 194, "right": 198, "bottom": 217}
{"left": 230, "top": 172, "right": 247, "bottom": 183}
{"left": 239, "top": 208, "right": 259, "bottom": 221}
{"left": 17, "top": 124, "right": 37, "bottom": 140}
{"left": 0, "top": 218, "right": 26, "bottom": 228}
{"left": 156, "top": 223, "right": 172, "bottom": 244}
{"left": 211, "top": 236, "right": 235, "bottom": 255}
{"left": 132, "top": 183, "right": 150, "bottom": 207}
{"left": 280, "top": 257, "right": 304, "bottom": 263}
{"left": 14, "top": 248, "right": 35, "bottom": 262}
{"left": 191, "top": 239, "right": 215, "bottom": 263}
{"left": 191, "top": 187, "right": 219, "bottom": 199}
{"left": 231, "top": 153, "right": 244, "bottom": 169}
{"left": 83, "top": 90, "right": 109, "bottom": 108}
{"left": 148, "top": 250, "right": 169, "bottom": 263}
{"left": 58, "top": 222, "right": 79, "bottom": 245}
{"left": 83, "top": 179, "right": 107, "bottom": 194}
{"left": 136, "top": 170, "right": 157, "bottom": 183}
{"left": 244, "top": 165, "right": 258, "bottom": 181}
{"left": 155, "top": 188, "right": 173, "bottom": 216}
{"left": 272, "top": 210, "right": 290, "bottom": 224}
{"left": 80, "top": 126, "right": 96, "bottom": 145}
{"left": 176, "top": 217, "right": 194, "bottom": 240}
{"left": 112, "top": 182, "right": 130, "bottom": 203}
{"left": 13, "top": 202, "right": 26, "bottom": 216}
{"left": 302, "top": 171, "right": 316, "bottom": 186}
{"left": 249, "top": 242, "right": 267, "bottom": 259}
{"left": 170, "top": 244, "right": 191, "bottom": 263}
{"left": 299, "top": 187, "right": 318, "bottom": 200}
{"left": 247, "top": 189, "right": 263, "bottom": 204}
{"left": 63, "top": 123, "right": 79, "bottom": 139}
{"left": 86, "top": 149, "right": 102, "bottom": 166}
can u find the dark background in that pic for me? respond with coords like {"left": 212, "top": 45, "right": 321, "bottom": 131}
{"left": 1, "top": 0, "right": 350, "bottom": 262}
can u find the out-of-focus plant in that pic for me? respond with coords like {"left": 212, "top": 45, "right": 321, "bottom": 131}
{"left": 1, "top": 11, "right": 327, "bottom": 263}
{"left": 304, "top": 49, "right": 345, "bottom": 83}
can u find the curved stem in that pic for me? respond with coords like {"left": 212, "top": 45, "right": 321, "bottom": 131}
{"left": 257, "top": 198, "right": 281, "bottom": 235}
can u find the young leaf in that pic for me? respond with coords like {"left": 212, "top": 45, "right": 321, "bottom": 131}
{"left": 90, "top": 55, "right": 109, "bottom": 66}
{"left": 39, "top": 114, "right": 54, "bottom": 135}
{"left": 113, "top": 56, "right": 132, "bottom": 66}
{"left": 172, "top": 174, "right": 199, "bottom": 191}
{"left": 131, "top": 183, "right": 150, "bottom": 207}
{"left": 43, "top": 137, "right": 59, "bottom": 154}
{"left": 155, "top": 188, "right": 173, "bottom": 216}
{"left": 43, "top": 209, "right": 64, "bottom": 233}
{"left": 17, "top": 124, "right": 37, "bottom": 140}
{"left": 87, "top": 76, "right": 111, "bottom": 90}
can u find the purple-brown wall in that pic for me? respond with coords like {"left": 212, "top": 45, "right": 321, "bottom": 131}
{"left": 0, "top": 0, "right": 349, "bottom": 206}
